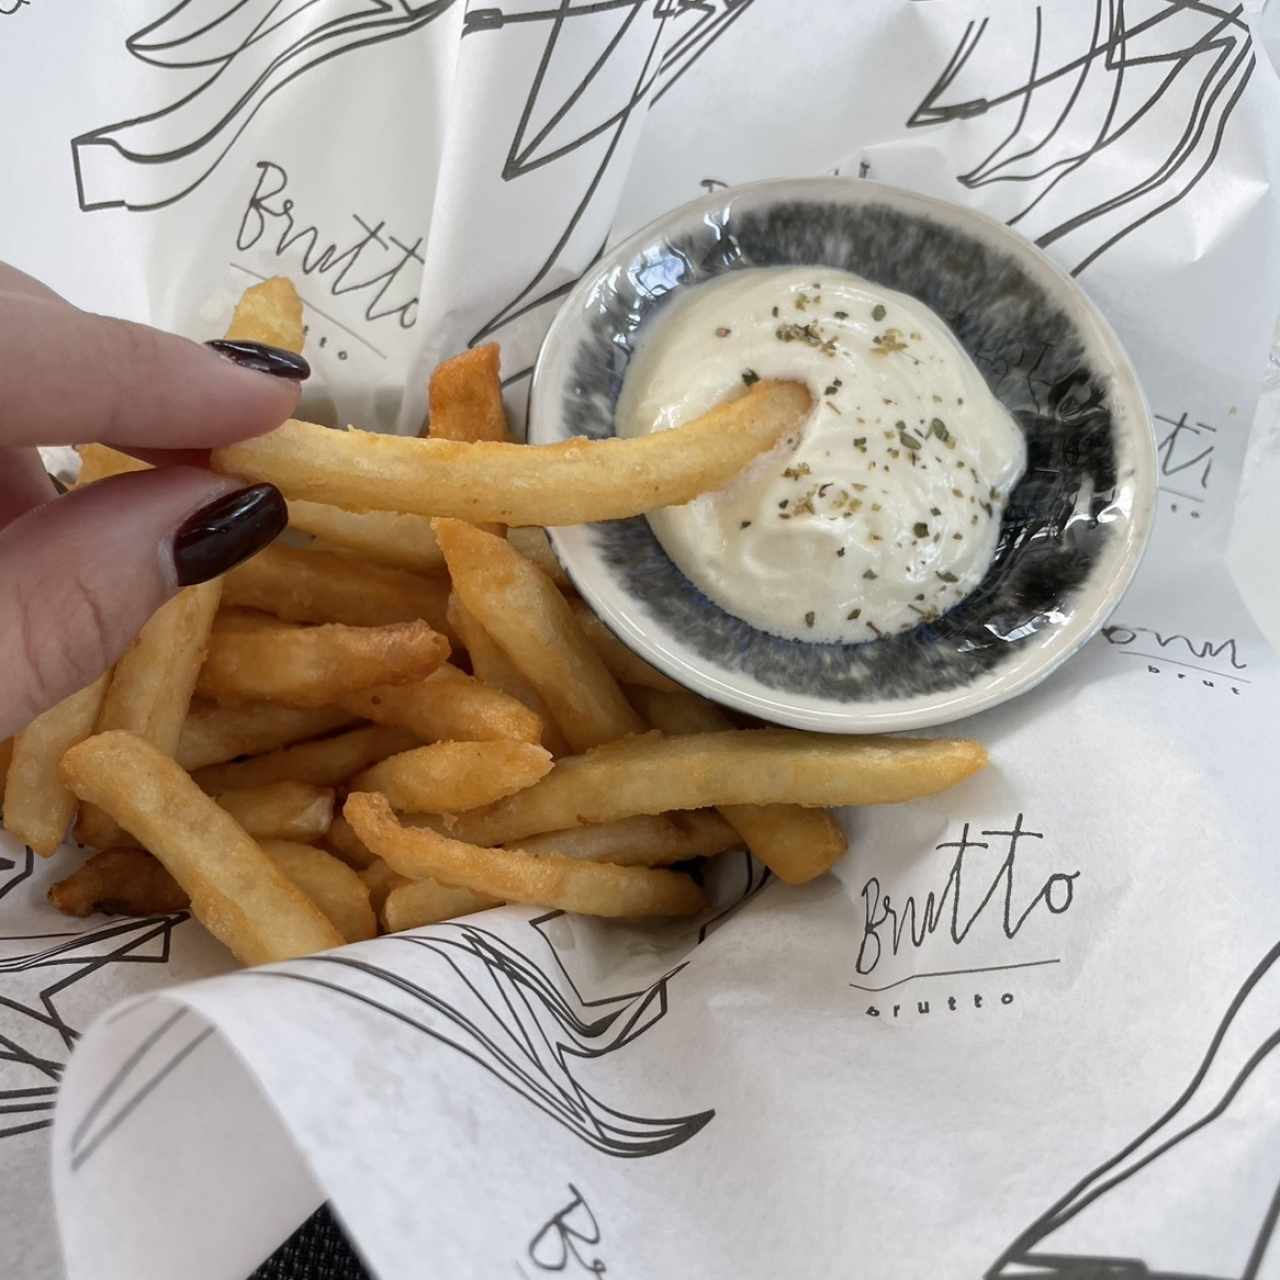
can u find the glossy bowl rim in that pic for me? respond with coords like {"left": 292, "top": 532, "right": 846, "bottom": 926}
{"left": 529, "top": 176, "right": 1156, "bottom": 733}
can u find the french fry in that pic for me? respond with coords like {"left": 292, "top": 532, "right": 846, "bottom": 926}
{"left": 5, "top": 674, "right": 110, "bottom": 856}
{"left": 222, "top": 276, "right": 304, "bottom": 352}
{"left": 78, "top": 580, "right": 222, "bottom": 849}
{"left": 49, "top": 841, "right": 373, "bottom": 944}
{"left": 222, "top": 542, "right": 453, "bottom": 635}
{"left": 346, "top": 792, "right": 705, "bottom": 918}
{"left": 176, "top": 702, "right": 356, "bottom": 771}
{"left": 426, "top": 344, "right": 509, "bottom": 443}
{"left": 340, "top": 663, "right": 542, "bottom": 745}
{"left": 512, "top": 811, "right": 740, "bottom": 867}
{"left": 446, "top": 597, "right": 570, "bottom": 755}
{"left": 506, "top": 528, "right": 569, "bottom": 589}
{"left": 630, "top": 687, "right": 848, "bottom": 885}
{"left": 259, "top": 840, "right": 375, "bottom": 943}
{"left": 360, "top": 858, "right": 411, "bottom": 915}
{"left": 435, "top": 519, "right": 644, "bottom": 752}
{"left": 0, "top": 738, "right": 12, "bottom": 812}
{"left": 427, "top": 345, "right": 509, "bottom": 534}
{"left": 48, "top": 848, "right": 189, "bottom": 918}
{"left": 567, "top": 599, "right": 680, "bottom": 694}
{"left": 287, "top": 499, "right": 446, "bottom": 574}
{"left": 193, "top": 724, "right": 418, "bottom": 792}
{"left": 323, "top": 815, "right": 379, "bottom": 870}
{"left": 75, "top": 443, "right": 148, "bottom": 486}
{"left": 211, "top": 380, "right": 812, "bottom": 526}
{"left": 60, "top": 732, "right": 342, "bottom": 964}
{"left": 213, "top": 781, "right": 335, "bottom": 842}
{"left": 382, "top": 878, "right": 500, "bottom": 932}
{"left": 352, "top": 741, "right": 553, "bottom": 813}
{"left": 197, "top": 617, "right": 449, "bottom": 707}
{"left": 450, "top": 730, "right": 988, "bottom": 847}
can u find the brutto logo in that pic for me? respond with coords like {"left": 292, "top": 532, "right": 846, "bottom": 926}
{"left": 851, "top": 814, "right": 1078, "bottom": 1018}
{"left": 523, "top": 1184, "right": 607, "bottom": 1277}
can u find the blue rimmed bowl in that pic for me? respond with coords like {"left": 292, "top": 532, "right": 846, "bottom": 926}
{"left": 528, "top": 178, "right": 1155, "bottom": 733}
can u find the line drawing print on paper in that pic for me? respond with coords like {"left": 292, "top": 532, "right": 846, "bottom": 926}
{"left": 71, "top": 0, "right": 456, "bottom": 213}
{"left": 246, "top": 912, "right": 716, "bottom": 1157}
{"left": 60, "top": 853, "right": 766, "bottom": 1170}
{"left": 0, "top": 844, "right": 188, "bottom": 1144}
{"left": 986, "top": 938, "right": 1280, "bottom": 1278}
{"left": 906, "top": 0, "right": 1257, "bottom": 276}
{"left": 464, "top": 0, "right": 756, "bottom": 353}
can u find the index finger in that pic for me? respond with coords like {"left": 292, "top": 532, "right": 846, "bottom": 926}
{"left": 0, "top": 295, "right": 304, "bottom": 448}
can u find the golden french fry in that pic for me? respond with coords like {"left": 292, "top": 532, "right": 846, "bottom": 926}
{"left": 287, "top": 499, "right": 446, "bottom": 574}
{"left": 346, "top": 792, "right": 705, "bottom": 918}
{"left": 360, "top": 857, "right": 411, "bottom": 915}
{"left": 258, "top": 839, "right": 375, "bottom": 943}
{"left": 176, "top": 702, "right": 356, "bottom": 771}
{"left": 341, "top": 663, "right": 542, "bottom": 745}
{"left": 75, "top": 443, "right": 148, "bottom": 487}
{"left": 197, "top": 617, "right": 449, "bottom": 707}
{"left": 353, "top": 741, "right": 553, "bottom": 813}
{"left": 426, "top": 344, "right": 509, "bottom": 443}
{"left": 208, "top": 607, "right": 278, "bottom": 633}
{"left": 446, "top": 597, "right": 570, "bottom": 756}
{"left": 214, "top": 781, "right": 334, "bottom": 842}
{"left": 451, "top": 730, "right": 988, "bottom": 847}
{"left": 193, "top": 724, "right": 418, "bottom": 792}
{"left": 382, "top": 878, "right": 500, "bottom": 932}
{"left": 211, "top": 380, "right": 812, "bottom": 526}
{"left": 48, "top": 847, "right": 188, "bottom": 918}
{"left": 323, "top": 814, "right": 379, "bottom": 870}
{"left": 78, "top": 581, "right": 222, "bottom": 849}
{"left": 512, "top": 811, "right": 740, "bottom": 867}
{"left": 506, "top": 528, "right": 569, "bottom": 589}
{"left": 50, "top": 840, "right": 372, "bottom": 949}
{"left": 567, "top": 599, "right": 680, "bottom": 694}
{"left": 223, "top": 276, "right": 304, "bottom": 352}
{"left": 5, "top": 675, "right": 110, "bottom": 856}
{"left": 60, "top": 732, "right": 342, "bottom": 964}
{"left": 221, "top": 542, "right": 452, "bottom": 635}
{"left": 630, "top": 687, "right": 848, "bottom": 885}
{"left": 426, "top": 346, "right": 509, "bottom": 534}
{"left": 435, "top": 519, "right": 644, "bottom": 752}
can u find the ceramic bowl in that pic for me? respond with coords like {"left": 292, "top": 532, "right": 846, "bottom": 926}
{"left": 528, "top": 178, "right": 1155, "bottom": 732}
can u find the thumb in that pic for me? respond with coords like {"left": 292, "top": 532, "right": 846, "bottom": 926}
{"left": 0, "top": 469, "right": 286, "bottom": 738}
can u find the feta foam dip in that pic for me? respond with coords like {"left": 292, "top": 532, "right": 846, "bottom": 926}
{"left": 615, "top": 266, "right": 1027, "bottom": 643}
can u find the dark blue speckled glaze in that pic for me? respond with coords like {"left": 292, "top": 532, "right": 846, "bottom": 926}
{"left": 550, "top": 194, "right": 1139, "bottom": 704}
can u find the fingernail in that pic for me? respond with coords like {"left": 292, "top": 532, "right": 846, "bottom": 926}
{"left": 205, "top": 339, "right": 310, "bottom": 381}
{"left": 172, "top": 484, "right": 288, "bottom": 586}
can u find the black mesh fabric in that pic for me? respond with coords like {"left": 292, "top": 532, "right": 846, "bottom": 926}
{"left": 250, "top": 1206, "right": 372, "bottom": 1280}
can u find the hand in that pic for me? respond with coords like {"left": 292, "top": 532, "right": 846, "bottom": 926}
{"left": 0, "top": 263, "right": 308, "bottom": 740}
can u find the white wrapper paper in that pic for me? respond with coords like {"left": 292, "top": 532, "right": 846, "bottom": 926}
{"left": 3, "top": 3, "right": 1280, "bottom": 1277}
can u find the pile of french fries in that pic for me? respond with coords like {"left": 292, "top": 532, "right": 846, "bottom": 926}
{"left": 0, "top": 277, "right": 988, "bottom": 968}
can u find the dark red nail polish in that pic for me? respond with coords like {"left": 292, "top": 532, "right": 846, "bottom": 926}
{"left": 173, "top": 484, "right": 287, "bottom": 586}
{"left": 205, "top": 339, "right": 310, "bottom": 380}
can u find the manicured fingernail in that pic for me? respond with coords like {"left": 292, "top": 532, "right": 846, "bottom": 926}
{"left": 205, "top": 339, "right": 310, "bottom": 380}
{"left": 172, "top": 484, "right": 288, "bottom": 586}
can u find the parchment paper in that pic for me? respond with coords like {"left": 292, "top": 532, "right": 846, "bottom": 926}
{"left": 2, "top": 3, "right": 1278, "bottom": 1277}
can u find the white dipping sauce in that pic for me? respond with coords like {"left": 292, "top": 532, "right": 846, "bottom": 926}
{"left": 616, "top": 267, "right": 1027, "bottom": 643}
